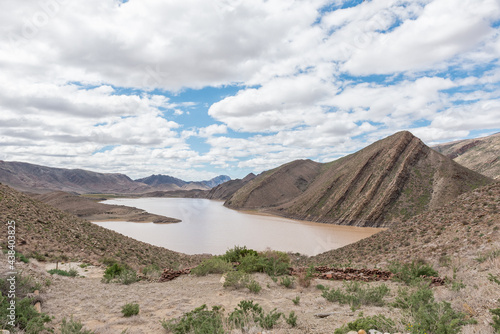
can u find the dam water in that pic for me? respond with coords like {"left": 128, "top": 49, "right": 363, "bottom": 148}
{"left": 93, "top": 197, "right": 382, "bottom": 256}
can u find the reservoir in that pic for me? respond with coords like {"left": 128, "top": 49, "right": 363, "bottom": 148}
{"left": 94, "top": 197, "right": 382, "bottom": 256}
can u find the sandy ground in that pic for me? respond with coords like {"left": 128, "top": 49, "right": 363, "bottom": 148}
{"left": 5, "top": 256, "right": 498, "bottom": 334}
{"left": 41, "top": 267, "right": 408, "bottom": 334}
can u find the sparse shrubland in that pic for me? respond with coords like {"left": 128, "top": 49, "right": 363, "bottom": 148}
{"left": 319, "top": 281, "right": 390, "bottom": 311}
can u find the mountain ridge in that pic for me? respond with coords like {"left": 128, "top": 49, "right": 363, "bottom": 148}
{"left": 225, "top": 131, "right": 493, "bottom": 227}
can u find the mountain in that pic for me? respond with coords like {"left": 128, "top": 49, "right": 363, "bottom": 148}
{"left": 310, "top": 181, "right": 500, "bottom": 266}
{"left": 225, "top": 131, "right": 493, "bottom": 227}
{"left": 207, "top": 173, "right": 256, "bottom": 200}
{"left": 0, "top": 184, "right": 202, "bottom": 269}
{"left": 135, "top": 174, "right": 231, "bottom": 190}
{"left": 0, "top": 160, "right": 151, "bottom": 194}
{"left": 432, "top": 132, "right": 500, "bottom": 179}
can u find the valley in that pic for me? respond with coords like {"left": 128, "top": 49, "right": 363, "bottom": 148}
{"left": 0, "top": 131, "right": 499, "bottom": 333}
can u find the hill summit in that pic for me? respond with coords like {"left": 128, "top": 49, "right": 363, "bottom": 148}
{"left": 225, "top": 131, "right": 493, "bottom": 227}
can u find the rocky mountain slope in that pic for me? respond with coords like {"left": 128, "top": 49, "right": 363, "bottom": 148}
{"left": 432, "top": 132, "right": 500, "bottom": 179}
{"left": 207, "top": 172, "right": 256, "bottom": 200}
{"left": 226, "top": 131, "right": 493, "bottom": 227}
{"left": 0, "top": 160, "right": 152, "bottom": 194}
{"left": 0, "top": 184, "right": 201, "bottom": 269}
{"left": 135, "top": 174, "right": 231, "bottom": 191}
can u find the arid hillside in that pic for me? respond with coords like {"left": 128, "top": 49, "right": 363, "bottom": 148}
{"left": 0, "top": 184, "right": 201, "bottom": 269}
{"left": 0, "top": 160, "right": 152, "bottom": 194}
{"left": 31, "top": 191, "right": 180, "bottom": 223}
{"left": 311, "top": 181, "right": 500, "bottom": 266}
{"left": 226, "top": 131, "right": 493, "bottom": 227}
{"left": 433, "top": 132, "right": 500, "bottom": 179}
{"left": 207, "top": 173, "right": 256, "bottom": 201}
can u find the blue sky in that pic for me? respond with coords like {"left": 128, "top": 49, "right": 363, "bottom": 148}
{"left": 0, "top": 0, "right": 499, "bottom": 180}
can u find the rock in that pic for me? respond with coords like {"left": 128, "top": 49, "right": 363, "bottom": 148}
{"left": 358, "top": 330, "right": 367, "bottom": 334}
{"left": 346, "top": 331, "right": 358, "bottom": 334}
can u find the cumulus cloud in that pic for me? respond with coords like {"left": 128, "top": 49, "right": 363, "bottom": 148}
{"left": 1, "top": 0, "right": 499, "bottom": 179}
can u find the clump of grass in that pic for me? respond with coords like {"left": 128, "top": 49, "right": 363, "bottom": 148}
{"left": 191, "top": 257, "right": 233, "bottom": 276}
{"left": 121, "top": 303, "right": 139, "bottom": 317}
{"left": 280, "top": 276, "right": 295, "bottom": 289}
{"left": 223, "top": 271, "right": 250, "bottom": 289}
{"left": 48, "top": 268, "right": 79, "bottom": 277}
{"left": 292, "top": 296, "right": 300, "bottom": 305}
{"left": 388, "top": 260, "right": 439, "bottom": 285}
{"left": 321, "top": 281, "right": 390, "bottom": 311}
{"left": 61, "top": 316, "right": 95, "bottom": 334}
{"left": 475, "top": 249, "right": 500, "bottom": 263}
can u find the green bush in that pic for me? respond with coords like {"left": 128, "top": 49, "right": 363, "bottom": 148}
{"left": 285, "top": 311, "right": 297, "bottom": 327}
{"left": 388, "top": 260, "right": 439, "bottom": 284}
{"left": 247, "top": 280, "right": 262, "bottom": 294}
{"left": 292, "top": 296, "right": 300, "bottom": 305}
{"left": 161, "top": 304, "right": 224, "bottom": 334}
{"left": 121, "top": 303, "right": 139, "bottom": 317}
{"left": 48, "top": 268, "right": 79, "bottom": 277}
{"left": 334, "top": 314, "right": 396, "bottom": 334}
{"left": 102, "top": 263, "right": 124, "bottom": 282}
{"left": 280, "top": 276, "right": 295, "bottom": 288}
{"left": 0, "top": 294, "right": 52, "bottom": 333}
{"left": 61, "top": 316, "right": 95, "bottom": 334}
{"left": 116, "top": 269, "right": 139, "bottom": 285}
{"left": 191, "top": 257, "right": 233, "bottom": 276}
{"left": 491, "top": 308, "right": 500, "bottom": 333}
{"left": 393, "top": 284, "right": 476, "bottom": 334}
{"left": 223, "top": 271, "right": 250, "bottom": 289}
{"left": 221, "top": 246, "right": 259, "bottom": 263}
{"left": 321, "top": 281, "right": 390, "bottom": 310}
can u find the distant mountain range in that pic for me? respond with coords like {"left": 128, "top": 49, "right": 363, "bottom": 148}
{"left": 0, "top": 160, "right": 230, "bottom": 194}
{"left": 432, "top": 132, "right": 500, "bottom": 180}
{"left": 135, "top": 174, "right": 231, "bottom": 191}
{"left": 215, "top": 131, "right": 493, "bottom": 227}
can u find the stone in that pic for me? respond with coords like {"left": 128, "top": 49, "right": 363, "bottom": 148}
{"left": 358, "top": 330, "right": 367, "bottom": 334}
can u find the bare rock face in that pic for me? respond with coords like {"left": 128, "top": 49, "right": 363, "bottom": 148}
{"left": 225, "top": 131, "right": 493, "bottom": 227}
{"left": 432, "top": 132, "right": 500, "bottom": 180}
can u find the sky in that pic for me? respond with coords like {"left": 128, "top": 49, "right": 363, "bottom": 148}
{"left": 1, "top": 0, "right": 499, "bottom": 181}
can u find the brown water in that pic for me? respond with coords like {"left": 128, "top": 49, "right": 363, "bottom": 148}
{"left": 93, "top": 198, "right": 382, "bottom": 256}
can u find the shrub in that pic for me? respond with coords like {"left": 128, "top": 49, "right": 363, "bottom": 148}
{"left": 321, "top": 281, "right": 390, "bottom": 311}
{"left": 227, "top": 300, "right": 284, "bottom": 330}
{"left": 161, "top": 304, "right": 224, "bottom": 334}
{"left": 191, "top": 257, "right": 233, "bottom": 276}
{"left": 292, "top": 296, "right": 300, "bottom": 305}
{"left": 334, "top": 314, "right": 396, "bottom": 334}
{"left": 48, "top": 268, "right": 78, "bottom": 277}
{"left": 297, "top": 265, "right": 316, "bottom": 288}
{"left": 221, "top": 246, "right": 259, "bottom": 263}
{"left": 61, "top": 316, "right": 95, "bottom": 334}
{"left": 121, "top": 303, "right": 139, "bottom": 317}
{"left": 247, "top": 280, "right": 262, "bottom": 294}
{"left": 285, "top": 311, "right": 297, "bottom": 327}
{"left": 393, "top": 284, "right": 476, "bottom": 334}
{"left": 0, "top": 293, "right": 52, "bottom": 333}
{"left": 388, "top": 260, "right": 439, "bottom": 284}
{"left": 116, "top": 270, "right": 138, "bottom": 285}
{"left": 223, "top": 271, "right": 250, "bottom": 289}
{"left": 280, "top": 276, "right": 295, "bottom": 288}
{"left": 102, "top": 263, "right": 124, "bottom": 282}
{"left": 491, "top": 308, "right": 500, "bottom": 333}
